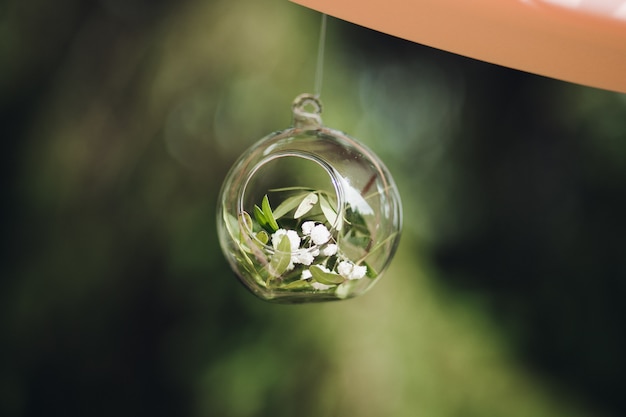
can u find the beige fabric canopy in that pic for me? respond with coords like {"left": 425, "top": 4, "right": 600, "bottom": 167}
{"left": 291, "top": 0, "right": 626, "bottom": 94}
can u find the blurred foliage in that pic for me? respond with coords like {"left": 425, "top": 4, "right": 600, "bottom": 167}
{"left": 2, "top": 0, "right": 626, "bottom": 416}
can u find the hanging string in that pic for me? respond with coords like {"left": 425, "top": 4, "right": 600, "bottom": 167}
{"left": 314, "top": 13, "right": 327, "bottom": 98}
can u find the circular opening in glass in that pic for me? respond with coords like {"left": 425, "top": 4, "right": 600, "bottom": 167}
{"left": 238, "top": 152, "right": 345, "bottom": 251}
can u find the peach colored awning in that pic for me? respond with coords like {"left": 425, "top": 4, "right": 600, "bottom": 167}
{"left": 290, "top": 0, "right": 626, "bottom": 93}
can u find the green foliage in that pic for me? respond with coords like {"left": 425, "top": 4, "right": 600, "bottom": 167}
{"left": 319, "top": 194, "right": 338, "bottom": 227}
{"left": 309, "top": 265, "right": 344, "bottom": 284}
{"left": 253, "top": 195, "right": 279, "bottom": 233}
{"left": 268, "top": 188, "right": 339, "bottom": 227}
{"left": 294, "top": 192, "right": 318, "bottom": 218}
{"left": 268, "top": 234, "right": 292, "bottom": 277}
{"left": 256, "top": 230, "right": 269, "bottom": 245}
{"left": 262, "top": 195, "right": 280, "bottom": 231}
{"left": 232, "top": 191, "right": 377, "bottom": 294}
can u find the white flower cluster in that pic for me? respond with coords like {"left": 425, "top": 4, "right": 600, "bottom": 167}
{"left": 269, "top": 221, "right": 367, "bottom": 290}
{"left": 271, "top": 228, "right": 315, "bottom": 270}
{"left": 271, "top": 222, "right": 332, "bottom": 269}
{"left": 337, "top": 261, "right": 367, "bottom": 280}
{"left": 301, "top": 221, "right": 331, "bottom": 245}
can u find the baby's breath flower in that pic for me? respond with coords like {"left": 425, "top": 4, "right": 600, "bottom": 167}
{"left": 271, "top": 229, "right": 300, "bottom": 251}
{"left": 311, "top": 281, "right": 333, "bottom": 290}
{"left": 310, "top": 224, "right": 331, "bottom": 245}
{"left": 322, "top": 244, "right": 337, "bottom": 257}
{"left": 301, "top": 269, "right": 312, "bottom": 280}
{"left": 293, "top": 250, "right": 315, "bottom": 266}
{"left": 301, "top": 221, "right": 316, "bottom": 236}
{"left": 349, "top": 264, "right": 367, "bottom": 280}
{"left": 337, "top": 261, "right": 352, "bottom": 278}
{"left": 337, "top": 261, "right": 367, "bottom": 280}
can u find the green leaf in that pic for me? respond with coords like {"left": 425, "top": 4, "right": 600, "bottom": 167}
{"left": 225, "top": 213, "right": 240, "bottom": 237}
{"left": 272, "top": 193, "right": 309, "bottom": 219}
{"left": 282, "top": 280, "right": 312, "bottom": 290}
{"left": 269, "top": 234, "right": 292, "bottom": 276}
{"left": 237, "top": 246, "right": 256, "bottom": 270}
{"left": 294, "top": 192, "right": 318, "bottom": 218}
{"left": 319, "top": 194, "right": 338, "bottom": 227}
{"left": 364, "top": 261, "right": 378, "bottom": 279}
{"left": 344, "top": 207, "right": 370, "bottom": 237}
{"left": 254, "top": 205, "right": 268, "bottom": 228}
{"left": 262, "top": 195, "right": 279, "bottom": 232}
{"left": 256, "top": 230, "right": 269, "bottom": 245}
{"left": 240, "top": 211, "right": 253, "bottom": 232}
{"left": 268, "top": 186, "right": 316, "bottom": 192}
{"left": 309, "top": 265, "right": 344, "bottom": 285}
{"left": 344, "top": 234, "right": 371, "bottom": 249}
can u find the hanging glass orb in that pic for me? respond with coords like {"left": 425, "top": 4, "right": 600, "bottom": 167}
{"left": 217, "top": 94, "right": 402, "bottom": 303}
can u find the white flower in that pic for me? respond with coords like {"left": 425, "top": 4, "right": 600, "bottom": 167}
{"left": 293, "top": 250, "right": 315, "bottom": 266}
{"left": 337, "top": 261, "right": 353, "bottom": 278}
{"left": 301, "top": 221, "right": 316, "bottom": 236}
{"left": 301, "top": 269, "right": 312, "bottom": 280}
{"left": 321, "top": 244, "right": 337, "bottom": 257}
{"left": 350, "top": 265, "right": 367, "bottom": 280}
{"left": 271, "top": 229, "right": 300, "bottom": 251}
{"left": 310, "top": 224, "right": 331, "bottom": 245}
{"left": 337, "top": 261, "right": 367, "bottom": 280}
{"left": 311, "top": 281, "right": 333, "bottom": 290}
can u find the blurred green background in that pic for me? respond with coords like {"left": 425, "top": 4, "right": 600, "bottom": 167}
{"left": 2, "top": 0, "right": 626, "bottom": 416}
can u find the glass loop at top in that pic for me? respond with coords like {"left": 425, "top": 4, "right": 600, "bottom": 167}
{"left": 292, "top": 93, "right": 323, "bottom": 129}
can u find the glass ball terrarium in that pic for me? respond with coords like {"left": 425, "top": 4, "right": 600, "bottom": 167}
{"left": 218, "top": 94, "right": 402, "bottom": 303}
